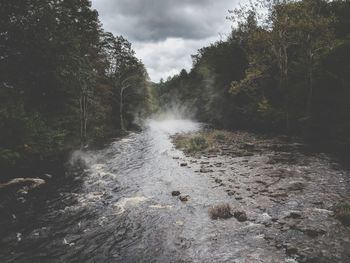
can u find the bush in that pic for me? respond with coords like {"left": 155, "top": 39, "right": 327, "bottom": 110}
{"left": 189, "top": 136, "right": 209, "bottom": 152}
{"left": 208, "top": 203, "right": 232, "bottom": 219}
{"left": 334, "top": 203, "right": 350, "bottom": 225}
{"left": 214, "top": 132, "right": 226, "bottom": 141}
{"left": 174, "top": 134, "right": 210, "bottom": 153}
{"left": 0, "top": 148, "right": 20, "bottom": 168}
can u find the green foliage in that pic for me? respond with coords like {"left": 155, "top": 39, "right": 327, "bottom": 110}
{"left": 160, "top": 0, "right": 350, "bottom": 152}
{"left": 214, "top": 132, "right": 226, "bottom": 141}
{"left": 0, "top": 149, "right": 20, "bottom": 168}
{"left": 175, "top": 135, "right": 210, "bottom": 153}
{"left": 334, "top": 203, "right": 350, "bottom": 226}
{"left": 0, "top": 0, "right": 153, "bottom": 177}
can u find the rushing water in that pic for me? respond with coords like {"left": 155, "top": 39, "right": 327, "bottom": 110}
{"left": 1, "top": 119, "right": 298, "bottom": 263}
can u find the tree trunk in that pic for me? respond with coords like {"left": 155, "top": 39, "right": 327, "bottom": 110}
{"left": 79, "top": 95, "right": 84, "bottom": 144}
{"left": 120, "top": 87, "right": 125, "bottom": 131}
{"left": 306, "top": 50, "right": 313, "bottom": 116}
{"left": 79, "top": 92, "right": 88, "bottom": 145}
{"left": 282, "top": 44, "right": 290, "bottom": 133}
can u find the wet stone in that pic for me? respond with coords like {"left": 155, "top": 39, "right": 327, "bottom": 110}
{"left": 200, "top": 168, "right": 213, "bottom": 173}
{"left": 179, "top": 195, "right": 189, "bottom": 202}
{"left": 233, "top": 211, "right": 247, "bottom": 222}
{"left": 227, "top": 191, "right": 235, "bottom": 196}
{"left": 288, "top": 181, "right": 305, "bottom": 191}
{"left": 304, "top": 228, "right": 326, "bottom": 238}
{"left": 285, "top": 244, "right": 298, "bottom": 256}
{"left": 286, "top": 211, "right": 302, "bottom": 219}
{"left": 171, "top": 191, "right": 181, "bottom": 196}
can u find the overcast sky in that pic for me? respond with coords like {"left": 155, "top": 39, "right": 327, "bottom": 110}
{"left": 91, "top": 0, "right": 240, "bottom": 82}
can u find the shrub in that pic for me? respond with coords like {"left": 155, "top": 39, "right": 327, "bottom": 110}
{"left": 189, "top": 136, "right": 209, "bottom": 152}
{"left": 214, "top": 132, "right": 226, "bottom": 141}
{"left": 0, "top": 148, "right": 20, "bottom": 168}
{"left": 208, "top": 203, "right": 232, "bottom": 219}
{"left": 334, "top": 203, "right": 350, "bottom": 225}
{"left": 174, "top": 134, "right": 210, "bottom": 153}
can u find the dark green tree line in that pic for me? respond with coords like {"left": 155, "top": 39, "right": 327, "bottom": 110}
{"left": 157, "top": 0, "right": 350, "bottom": 155}
{"left": 0, "top": 0, "right": 152, "bottom": 179}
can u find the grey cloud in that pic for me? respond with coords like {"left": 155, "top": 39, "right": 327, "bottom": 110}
{"left": 91, "top": 0, "right": 240, "bottom": 81}
{"left": 133, "top": 36, "right": 218, "bottom": 81}
{"left": 92, "top": 0, "right": 235, "bottom": 41}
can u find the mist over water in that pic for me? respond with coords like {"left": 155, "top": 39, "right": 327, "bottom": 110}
{"left": 3, "top": 115, "right": 345, "bottom": 262}
{"left": 0, "top": 117, "right": 215, "bottom": 262}
{"left": 147, "top": 118, "right": 201, "bottom": 135}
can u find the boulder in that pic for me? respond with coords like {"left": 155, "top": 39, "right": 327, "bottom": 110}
{"left": 0, "top": 178, "right": 45, "bottom": 192}
{"left": 179, "top": 195, "right": 189, "bottom": 202}
{"left": 234, "top": 211, "right": 247, "bottom": 222}
{"left": 171, "top": 191, "right": 181, "bottom": 196}
{"left": 288, "top": 181, "right": 305, "bottom": 191}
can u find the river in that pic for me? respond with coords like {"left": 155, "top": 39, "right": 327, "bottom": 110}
{"left": 0, "top": 119, "right": 349, "bottom": 263}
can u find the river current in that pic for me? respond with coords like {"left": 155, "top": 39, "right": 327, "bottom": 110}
{"left": 1, "top": 119, "right": 330, "bottom": 263}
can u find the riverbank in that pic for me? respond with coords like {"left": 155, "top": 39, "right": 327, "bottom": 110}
{"left": 172, "top": 129, "right": 350, "bottom": 262}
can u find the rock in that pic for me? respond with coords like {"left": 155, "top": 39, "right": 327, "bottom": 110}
{"left": 234, "top": 211, "right": 247, "bottom": 222}
{"left": 171, "top": 191, "right": 181, "bottom": 196}
{"left": 0, "top": 178, "right": 45, "bottom": 192}
{"left": 288, "top": 181, "right": 305, "bottom": 191}
{"left": 255, "top": 180, "right": 267, "bottom": 186}
{"left": 179, "top": 195, "right": 189, "bottom": 202}
{"left": 242, "top": 143, "right": 254, "bottom": 149}
{"left": 44, "top": 173, "right": 53, "bottom": 179}
{"left": 180, "top": 163, "right": 187, "bottom": 167}
{"left": 303, "top": 228, "right": 326, "bottom": 238}
{"left": 214, "top": 178, "right": 222, "bottom": 184}
{"left": 286, "top": 210, "right": 302, "bottom": 219}
{"left": 227, "top": 191, "right": 235, "bottom": 196}
{"left": 200, "top": 168, "right": 213, "bottom": 173}
{"left": 285, "top": 244, "right": 298, "bottom": 255}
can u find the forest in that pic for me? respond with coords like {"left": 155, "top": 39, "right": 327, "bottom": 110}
{"left": 1, "top": 0, "right": 350, "bottom": 180}
{"left": 155, "top": 0, "right": 350, "bottom": 160}
{"left": 0, "top": 0, "right": 155, "bottom": 180}
{"left": 1, "top": 1, "right": 350, "bottom": 262}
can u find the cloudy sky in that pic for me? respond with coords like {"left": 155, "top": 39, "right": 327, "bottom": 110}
{"left": 91, "top": 0, "right": 240, "bottom": 82}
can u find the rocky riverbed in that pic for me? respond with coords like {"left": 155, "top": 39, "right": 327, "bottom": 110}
{"left": 1, "top": 121, "right": 350, "bottom": 263}
{"left": 172, "top": 129, "right": 350, "bottom": 263}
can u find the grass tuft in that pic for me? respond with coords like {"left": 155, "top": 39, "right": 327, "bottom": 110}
{"left": 213, "top": 131, "right": 226, "bottom": 141}
{"left": 208, "top": 203, "right": 232, "bottom": 219}
{"left": 174, "top": 133, "right": 210, "bottom": 153}
{"left": 334, "top": 203, "right": 350, "bottom": 225}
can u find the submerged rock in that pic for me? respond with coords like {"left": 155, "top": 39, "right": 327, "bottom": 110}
{"left": 288, "top": 181, "right": 305, "bottom": 191}
{"left": 171, "top": 191, "right": 181, "bottom": 196}
{"left": 285, "top": 210, "right": 302, "bottom": 219}
{"left": 179, "top": 195, "right": 189, "bottom": 202}
{"left": 233, "top": 211, "right": 247, "bottom": 222}
{"left": 0, "top": 178, "right": 45, "bottom": 192}
{"left": 200, "top": 167, "right": 213, "bottom": 173}
{"left": 44, "top": 174, "right": 53, "bottom": 179}
{"left": 284, "top": 244, "right": 298, "bottom": 256}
